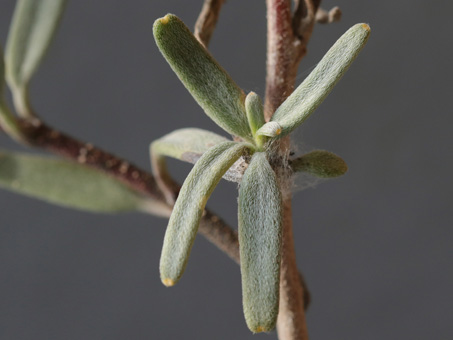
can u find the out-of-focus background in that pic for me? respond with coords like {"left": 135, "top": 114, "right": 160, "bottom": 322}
{"left": 1, "top": 1, "right": 451, "bottom": 339}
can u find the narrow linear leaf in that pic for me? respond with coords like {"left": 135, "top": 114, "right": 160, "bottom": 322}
{"left": 239, "top": 152, "right": 282, "bottom": 333}
{"left": 0, "top": 150, "right": 154, "bottom": 213}
{"left": 271, "top": 23, "right": 371, "bottom": 137}
{"left": 5, "top": 0, "right": 67, "bottom": 116}
{"left": 291, "top": 150, "right": 348, "bottom": 178}
{"left": 153, "top": 14, "right": 252, "bottom": 140}
{"left": 0, "top": 46, "right": 24, "bottom": 142}
{"left": 150, "top": 128, "right": 229, "bottom": 203}
{"left": 6, "top": 0, "right": 67, "bottom": 88}
{"left": 160, "top": 141, "right": 250, "bottom": 287}
{"left": 245, "top": 92, "right": 265, "bottom": 135}
{"left": 150, "top": 128, "right": 228, "bottom": 164}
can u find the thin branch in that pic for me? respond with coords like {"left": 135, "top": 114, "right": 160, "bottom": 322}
{"left": 264, "top": 0, "right": 294, "bottom": 119}
{"left": 12, "top": 116, "right": 241, "bottom": 260}
{"left": 316, "top": 6, "right": 342, "bottom": 24}
{"left": 277, "top": 199, "right": 309, "bottom": 339}
{"left": 194, "top": 0, "right": 225, "bottom": 48}
{"left": 17, "top": 118, "right": 165, "bottom": 201}
{"left": 265, "top": 0, "right": 327, "bottom": 339}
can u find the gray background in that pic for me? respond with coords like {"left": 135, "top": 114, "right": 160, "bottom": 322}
{"left": 0, "top": 1, "right": 452, "bottom": 339}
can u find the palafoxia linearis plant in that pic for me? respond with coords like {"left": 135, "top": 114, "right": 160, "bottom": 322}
{"left": 0, "top": 0, "right": 370, "bottom": 338}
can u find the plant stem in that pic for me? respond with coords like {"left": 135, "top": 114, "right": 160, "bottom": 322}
{"left": 277, "top": 198, "right": 309, "bottom": 339}
{"left": 194, "top": 0, "right": 225, "bottom": 48}
{"left": 265, "top": 1, "right": 322, "bottom": 339}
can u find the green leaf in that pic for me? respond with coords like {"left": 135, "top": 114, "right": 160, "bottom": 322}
{"left": 150, "top": 128, "right": 229, "bottom": 164}
{"left": 0, "top": 150, "right": 157, "bottom": 214}
{"left": 160, "top": 141, "right": 250, "bottom": 287}
{"left": 153, "top": 14, "right": 252, "bottom": 140}
{"left": 291, "top": 150, "right": 348, "bottom": 178}
{"left": 268, "top": 23, "right": 370, "bottom": 137}
{"left": 5, "top": 0, "right": 67, "bottom": 116}
{"left": 150, "top": 128, "right": 229, "bottom": 204}
{"left": 238, "top": 152, "right": 282, "bottom": 333}
{"left": 0, "top": 46, "right": 23, "bottom": 143}
{"left": 245, "top": 92, "right": 265, "bottom": 136}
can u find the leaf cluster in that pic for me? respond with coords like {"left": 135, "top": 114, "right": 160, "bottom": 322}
{"left": 152, "top": 14, "right": 369, "bottom": 332}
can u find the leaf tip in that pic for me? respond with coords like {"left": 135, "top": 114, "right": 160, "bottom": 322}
{"left": 254, "top": 326, "right": 267, "bottom": 333}
{"left": 361, "top": 23, "right": 371, "bottom": 31}
{"left": 256, "top": 121, "right": 282, "bottom": 137}
{"left": 162, "top": 278, "right": 176, "bottom": 287}
{"left": 160, "top": 14, "right": 171, "bottom": 25}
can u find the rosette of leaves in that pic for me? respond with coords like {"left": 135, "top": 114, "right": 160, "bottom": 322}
{"left": 152, "top": 14, "right": 370, "bottom": 333}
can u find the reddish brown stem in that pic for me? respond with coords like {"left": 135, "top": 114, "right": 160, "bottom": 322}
{"left": 264, "top": 0, "right": 295, "bottom": 119}
{"left": 265, "top": 0, "right": 322, "bottom": 339}
{"left": 17, "top": 118, "right": 164, "bottom": 200}
{"left": 194, "top": 0, "right": 225, "bottom": 47}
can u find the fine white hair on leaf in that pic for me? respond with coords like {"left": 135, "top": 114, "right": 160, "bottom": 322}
{"left": 238, "top": 152, "right": 282, "bottom": 333}
{"left": 159, "top": 141, "right": 250, "bottom": 287}
{"left": 271, "top": 23, "right": 371, "bottom": 137}
{"left": 153, "top": 14, "right": 253, "bottom": 141}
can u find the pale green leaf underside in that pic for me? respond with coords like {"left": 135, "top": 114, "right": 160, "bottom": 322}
{"left": 150, "top": 128, "right": 228, "bottom": 164}
{"left": 291, "top": 150, "right": 348, "bottom": 178}
{"left": 160, "top": 141, "right": 250, "bottom": 286}
{"left": 239, "top": 152, "right": 282, "bottom": 333}
{"left": 0, "top": 150, "right": 147, "bottom": 213}
{"left": 269, "top": 23, "right": 371, "bottom": 137}
{"left": 153, "top": 14, "right": 252, "bottom": 140}
{"left": 5, "top": 0, "right": 67, "bottom": 89}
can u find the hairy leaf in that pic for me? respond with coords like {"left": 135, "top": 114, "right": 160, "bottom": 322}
{"left": 245, "top": 92, "right": 265, "bottom": 136}
{"left": 150, "top": 128, "right": 229, "bottom": 203}
{"left": 151, "top": 128, "right": 228, "bottom": 164}
{"left": 5, "top": 0, "right": 67, "bottom": 115}
{"left": 238, "top": 152, "right": 282, "bottom": 333}
{"left": 291, "top": 150, "right": 348, "bottom": 178}
{"left": 153, "top": 14, "right": 252, "bottom": 140}
{"left": 269, "top": 23, "right": 370, "bottom": 137}
{"left": 0, "top": 150, "right": 156, "bottom": 213}
{"left": 160, "top": 141, "right": 250, "bottom": 286}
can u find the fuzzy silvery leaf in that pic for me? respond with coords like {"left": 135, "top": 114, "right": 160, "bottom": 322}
{"left": 238, "top": 152, "right": 282, "bottom": 333}
{"left": 160, "top": 141, "right": 250, "bottom": 287}
{"left": 267, "top": 23, "right": 370, "bottom": 137}
{"left": 153, "top": 14, "right": 252, "bottom": 140}
{"left": 150, "top": 128, "right": 228, "bottom": 164}
{"left": 245, "top": 92, "right": 265, "bottom": 136}
{"left": 5, "top": 0, "right": 67, "bottom": 116}
{"left": 0, "top": 150, "right": 163, "bottom": 214}
{"left": 150, "top": 128, "right": 230, "bottom": 204}
{"left": 291, "top": 150, "right": 348, "bottom": 178}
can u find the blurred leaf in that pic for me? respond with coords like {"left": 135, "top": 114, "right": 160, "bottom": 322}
{"left": 0, "top": 46, "right": 23, "bottom": 142}
{"left": 5, "top": 0, "right": 67, "bottom": 116}
{"left": 238, "top": 152, "right": 282, "bottom": 333}
{"left": 160, "top": 141, "right": 250, "bottom": 287}
{"left": 291, "top": 150, "right": 348, "bottom": 178}
{"left": 153, "top": 14, "right": 252, "bottom": 140}
{"left": 0, "top": 45, "right": 4, "bottom": 96}
{"left": 0, "top": 150, "right": 154, "bottom": 213}
{"left": 270, "top": 23, "right": 371, "bottom": 137}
